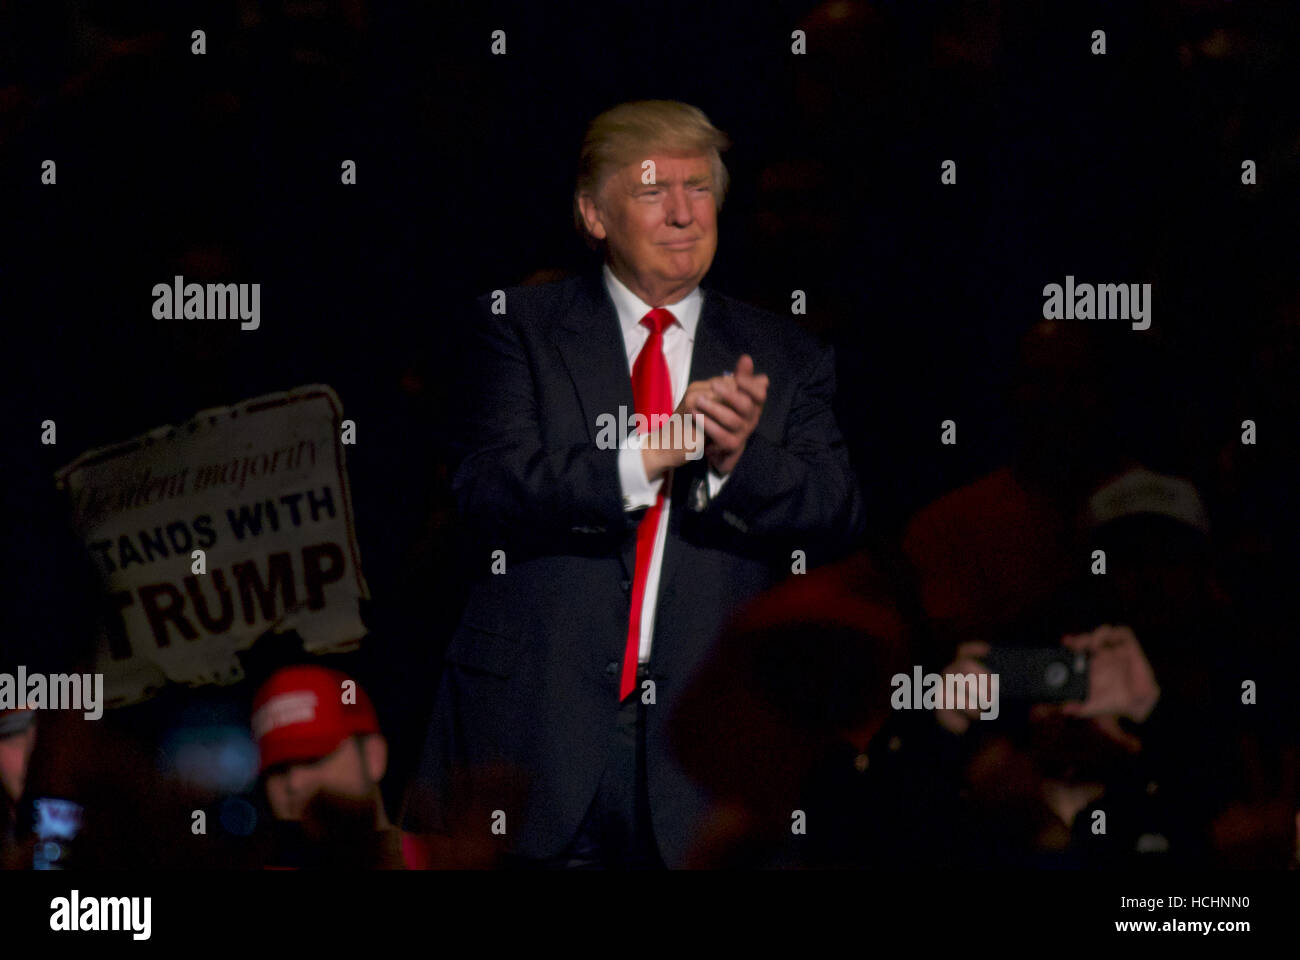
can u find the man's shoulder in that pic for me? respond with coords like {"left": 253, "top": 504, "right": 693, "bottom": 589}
{"left": 704, "top": 286, "right": 831, "bottom": 370}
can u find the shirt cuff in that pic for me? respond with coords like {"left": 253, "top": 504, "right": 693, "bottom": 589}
{"left": 618, "top": 443, "right": 660, "bottom": 511}
{"left": 707, "top": 464, "right": 730, "bottom": 498}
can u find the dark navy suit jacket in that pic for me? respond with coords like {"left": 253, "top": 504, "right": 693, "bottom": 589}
{"left": 402, "top": 266, "right": 865, "bottom": 866}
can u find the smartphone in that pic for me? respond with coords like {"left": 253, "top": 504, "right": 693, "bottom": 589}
{"left": 29, "top": 796, "right": 85, "bottom": 870}
{"left": 982, "top": 646, "right": 1089, "bottom": 702}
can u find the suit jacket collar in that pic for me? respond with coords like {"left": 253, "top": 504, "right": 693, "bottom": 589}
{"left": 556, "top": 265, "right": 741, "bottom": 428}
{"left": 601, "top": 262, "right": 704, "bottom": 346}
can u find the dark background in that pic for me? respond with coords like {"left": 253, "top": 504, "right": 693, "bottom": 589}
{"left": 3, "top": 0, "right": 1297, "bottom": 850}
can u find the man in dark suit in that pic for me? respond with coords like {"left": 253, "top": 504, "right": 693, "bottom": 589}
{"left": 401, "top": 100, "right": 865, "bottom": 868}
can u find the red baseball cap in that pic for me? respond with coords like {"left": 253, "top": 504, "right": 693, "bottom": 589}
{"left": 251, "top": 665, "right": 380, "bottom": 774}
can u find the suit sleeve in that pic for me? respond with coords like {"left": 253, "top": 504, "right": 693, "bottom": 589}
{"left": 449, "top": 297, "right": 631, "bottom": 544}
{"left": 705, "top": 342, "right": 865, "bottom": 557}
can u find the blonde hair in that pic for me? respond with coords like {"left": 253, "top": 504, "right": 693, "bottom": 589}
{"left": 573, "top": 100, "right": 731, "bottom": 249}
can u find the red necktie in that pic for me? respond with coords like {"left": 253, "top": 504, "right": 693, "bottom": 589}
{"left": 620, "top": 307, "right": 676, "bottom": 701}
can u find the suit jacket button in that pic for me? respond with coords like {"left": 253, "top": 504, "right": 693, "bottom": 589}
{"left": 620, "top": 579, "right": 631, "bottom": 592}
{"left": 722, "top": 509, "right": 748, "bottom": 532}
{"left": 605, "top": 660, "right": 619, "bottom": 676}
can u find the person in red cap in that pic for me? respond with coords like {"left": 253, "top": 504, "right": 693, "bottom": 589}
{"left": 251, "top": 665, "right": 410, "bottom": 868}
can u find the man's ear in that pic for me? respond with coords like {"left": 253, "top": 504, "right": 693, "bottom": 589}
{"left": 360, "top": 733, "right": 388, "bottom": 784}
{"left": 577, "top": 192, "right": 607, "bottom": 241}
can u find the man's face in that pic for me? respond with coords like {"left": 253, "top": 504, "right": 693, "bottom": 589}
{"left": 264, "top": 736, "right": 377, "bottom": 822}
{"left": 581, "top": 151, "right": 718, "bottom": 305}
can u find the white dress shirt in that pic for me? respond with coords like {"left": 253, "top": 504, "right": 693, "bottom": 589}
{"left": 606, "top": 263, "right": 731, "bottom": 663}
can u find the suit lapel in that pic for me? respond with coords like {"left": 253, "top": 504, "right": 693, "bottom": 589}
{"left": 653, "top": 285, "right": 740, "bottom": 628}
{"left": 553, "top": 269, "right": 638, "bottom": 578}
{"left": 554, "top": 268, "right": 635, "bottom": 445}
{"left": 685, "top": 284, "right": 741, "bottom": 388}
